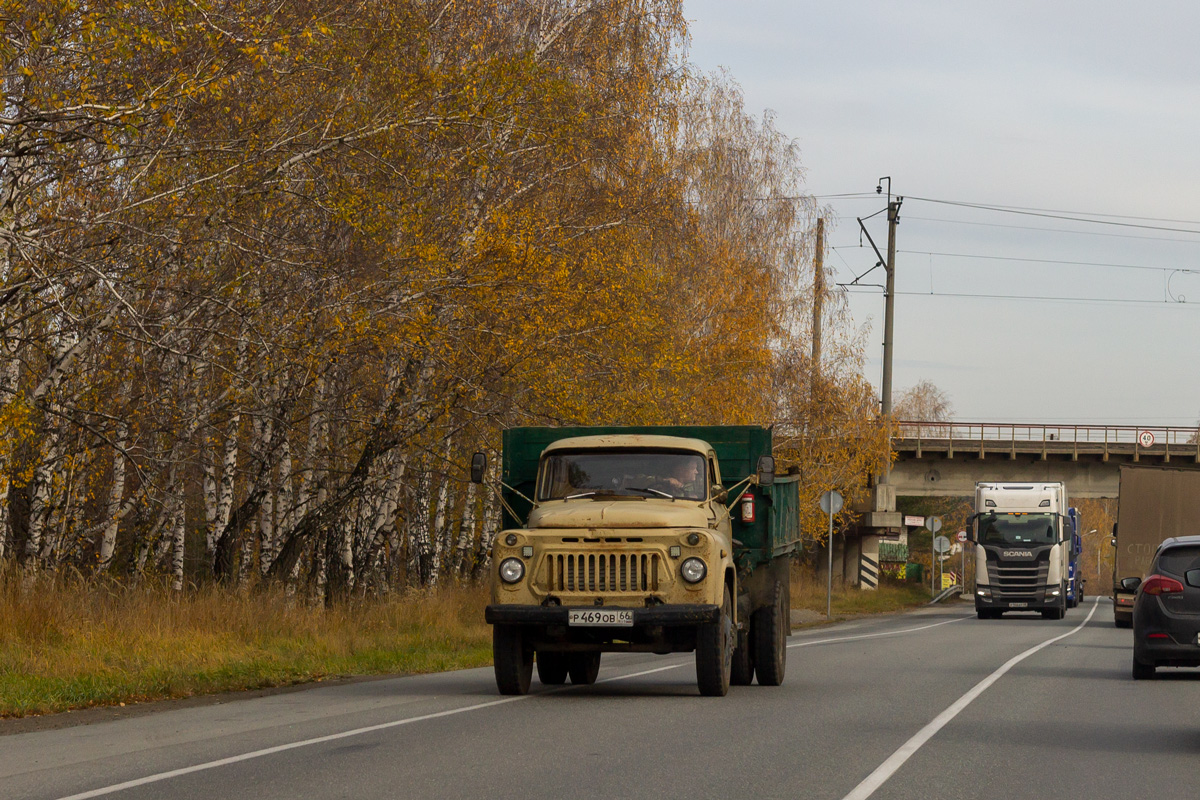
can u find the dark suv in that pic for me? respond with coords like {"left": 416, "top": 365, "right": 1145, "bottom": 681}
{"left": 1131, "top": 535, "right": 1200, "bottom": 680}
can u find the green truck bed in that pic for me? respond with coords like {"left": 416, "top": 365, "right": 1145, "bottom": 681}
{"left": 500, "top": 425, "right": 800, "bottom": 565}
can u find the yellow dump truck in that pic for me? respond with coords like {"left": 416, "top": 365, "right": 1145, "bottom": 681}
{"left": 471, "top": 425, "right": 801, "bottom": 697}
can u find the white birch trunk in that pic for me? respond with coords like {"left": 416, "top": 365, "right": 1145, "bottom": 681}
{"left": 170, "top": 480, "right": 187, "bottom": 592}
{"left": 431, "top": 473, "right": 452, "bottom": 586}
{"left": 451, "top": 480, "right": 478, "bottom": 577}
{"left": 99, "top": 410, "right": 130, "bottom": 570}
{"left": 478, "top": 453, "right": 502, "bottom": 573}
{"left": 267, "top": 435, "right": 293, "bottom": 576}
{"left": 23, "top": 426, "right": 59, "bottom": 567}
{"left": 409, "top": 467, "right": 432, "bottom": 586}
{"left": 210, "top": 411, "right": 241, "bottom": 556}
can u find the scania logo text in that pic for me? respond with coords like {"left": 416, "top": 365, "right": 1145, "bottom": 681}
{"left": 1003, "top": 549, "right": 1034, "bottom": 558}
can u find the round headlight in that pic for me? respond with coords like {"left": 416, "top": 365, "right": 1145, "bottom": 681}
{"left": 686, "top": 532, "right": 701, "bottom": 546}
{"left": 680, "top": 557, "right": 707, "bottom": 584}
{"left": 504, "top": 533, "right": 518, "bottom": 546}
{"left": 499, "top": 558, "right": 525, "bottom": 584}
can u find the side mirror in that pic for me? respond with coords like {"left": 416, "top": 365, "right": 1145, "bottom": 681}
{"left": 756, "top": 455, "right": 775, "bottom": 486}
{"left": 1119, "top": 576, "right": 1141, "bottom": 593}
{"left": 470, "top": 452, "right": 487, "bottom": 484}
{"left": 1112, "top": 522, "right": 1118, "bottom": 536}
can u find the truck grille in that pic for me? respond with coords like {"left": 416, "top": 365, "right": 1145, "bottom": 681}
{"left": 987, "top": 560, "right": 1049, "bottom": 599}
{"left": 545, "top": 552, "right": 663, "bottom": 593}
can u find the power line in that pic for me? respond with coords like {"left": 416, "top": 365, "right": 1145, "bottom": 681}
{"left": 886, "top": 249, "right": 1188, "bottom": 274}
{"left": 905, "top": 196, "right": 1200, "bottom": 235}
{"left": 902, "top": 215, "right": 1200, "bottom": 245}
{"left": 840, "top": 287, "right": 1198, "bottom": 307}
{"left": 812, "top": 192, "right": 1200, "bottom": 235}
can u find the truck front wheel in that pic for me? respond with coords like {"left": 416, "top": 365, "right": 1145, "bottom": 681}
{"left": 753, "top": 580, "right": 788, "bottom": 686}
{"left": 696, "top": 585, "right": 733, "bottom": 696}
{"left": 493, "top": 625, "right": 533, "bottom": 695}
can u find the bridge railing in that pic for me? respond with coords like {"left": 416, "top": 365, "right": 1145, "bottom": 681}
{"left": 894, "top": 421, "right": 1200, "bottom": 458}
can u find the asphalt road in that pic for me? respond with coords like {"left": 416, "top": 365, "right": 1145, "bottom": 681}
{"left": 4, "top": 597, "right": 1199, "bottom": 800}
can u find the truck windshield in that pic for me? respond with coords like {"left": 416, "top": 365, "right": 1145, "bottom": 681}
{"left": 978, "top": 513, "right": 1059, "bottom": 546}
{"left": 537, "top": 450, "right": 707, "bottom": 501}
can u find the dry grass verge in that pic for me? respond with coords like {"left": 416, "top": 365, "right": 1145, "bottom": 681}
{"left": 0, "top": 575, "right": 491, "bottom": 718}
{"left": 791, "top": 571, "right": 931, "bottom": 619}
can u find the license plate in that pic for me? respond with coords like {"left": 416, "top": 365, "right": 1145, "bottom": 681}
{"left": 568, "top": 609, "right": 634, "bottom": 627}
{"left": 1008, "top": 602, "right": 1028, "bottom": 608}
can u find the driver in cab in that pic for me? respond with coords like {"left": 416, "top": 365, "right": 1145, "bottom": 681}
{"left": 659, "top": 459, "right": 703, "bottom": 498}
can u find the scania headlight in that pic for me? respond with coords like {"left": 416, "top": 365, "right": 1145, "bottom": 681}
{"left": 680, "top": 557, "right": 707, "bottom": 584}
{"left": 499, "top": 558, "right": 525, "bottom": 584}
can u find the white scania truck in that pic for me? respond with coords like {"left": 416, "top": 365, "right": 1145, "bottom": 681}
{"left": 971, "top": 482, "right": 1070, "bottom": 620}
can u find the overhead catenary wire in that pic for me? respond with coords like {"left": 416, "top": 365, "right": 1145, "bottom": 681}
{"left": 829, "top": 247, "right": 1195, "bottom": 275}
{"left": 839, "top": 287, "right": 1198, "bottom": 307}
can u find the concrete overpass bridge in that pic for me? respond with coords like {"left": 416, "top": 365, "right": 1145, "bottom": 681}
{"left": 824, "top": 421, "right": 1200, "bottom": 591}
{"left": 889, "top": 421, "right": 1200, "bottom": 499}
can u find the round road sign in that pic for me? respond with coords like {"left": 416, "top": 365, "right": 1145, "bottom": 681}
{"left": 933, "top": 535, "right": 951, "bottom": 554}
{"left": 956, "top": 530, "right": 967, "bottom": 543}
{"left": 924, "top": 516, "right": 942, "bottom": 533}
{"left": 1138, "top": 430, "right": 1155, "bottom": 448}
{"left": 819, "top": 490, "right": 844, "bottom": 515}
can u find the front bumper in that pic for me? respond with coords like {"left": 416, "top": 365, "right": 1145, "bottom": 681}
{"left": 974, "top": 585, "right": 1062, "bottom": 611}
{"left": 486, "top": 603, "right": 720, "bottom": 627}
{"left": 486, "top": 603, "right": 721, "bottom": 653}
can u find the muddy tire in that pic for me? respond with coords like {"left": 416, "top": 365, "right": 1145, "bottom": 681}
{"left": 753, "top": 580, "right": 788, "bottom": 686}
{"left": 567, "top": 652, "right": 601, "bottom": 685}
{"left": 493, "top": 624, "right": 533, "bottom": 695}
{"left": 537, "top": 651, "right": 569, "bottom": 685}
{"left": 696, "top": 585, "right": 733, "bottom": 696}
{"left": 730, "top": 628, "right": 755, "bottom": 686}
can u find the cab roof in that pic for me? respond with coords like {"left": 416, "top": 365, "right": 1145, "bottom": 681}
{"left": 541, "top": 434, "right": 713, "bottom": 456}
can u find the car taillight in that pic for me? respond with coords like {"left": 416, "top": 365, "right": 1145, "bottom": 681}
{"left": 1142, "top": 575, "right": 1185, "bottom": 595}
{"left": 1146, "top": 633, "right": 1170, "bottom": 640}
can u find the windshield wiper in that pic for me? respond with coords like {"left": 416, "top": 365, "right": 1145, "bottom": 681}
{"left": 625, "top": 486, "right": 675, "bottom": 499}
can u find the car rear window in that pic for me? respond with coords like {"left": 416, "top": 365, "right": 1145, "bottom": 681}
{"left": 1155, "top": 545, "right": 1200, "bottom": 576}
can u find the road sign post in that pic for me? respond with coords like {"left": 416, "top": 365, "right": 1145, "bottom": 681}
{"left": 820, "top": 490, "right": 844, "bottom": 620}
{"left": 925, "top": 516, "right": 943, "bottom": 594}
{"left": 958, "top": 530, "right": 967, "bottom": 594}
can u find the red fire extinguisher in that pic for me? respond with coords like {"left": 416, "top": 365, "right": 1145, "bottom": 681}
{"left": 740, "top": 491, "right": 755, "bottom": 523}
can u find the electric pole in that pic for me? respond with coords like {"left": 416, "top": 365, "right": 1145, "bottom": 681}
{"left": 811, "top": 217, "right": 825, "bottom": 389}
{"left": 880, "top": 197, "right": 901, "bottom": 421}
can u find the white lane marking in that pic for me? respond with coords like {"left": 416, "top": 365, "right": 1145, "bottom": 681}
{"left": 56, "top": 612, "right": 972, "bottom": 799}
{"left": 789, "top": 615, "right": 970, "bottom": 649}
{"left": 839, "top": 597, "right": 1101, "bottom": 800}
{"left": 55, "top": 694, "right": 534, "bottom": 800}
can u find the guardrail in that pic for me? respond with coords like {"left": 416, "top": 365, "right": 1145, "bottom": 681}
{"left": 894, "top": 421, "right": 1200, "bottom": 461}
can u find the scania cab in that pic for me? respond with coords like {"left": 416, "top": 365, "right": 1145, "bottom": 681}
{"left": 971, "top": 482, "right": 1070, "bottom": 620}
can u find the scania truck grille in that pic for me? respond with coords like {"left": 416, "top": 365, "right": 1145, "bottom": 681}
{"left": 545, "top": 552, "right": 663, "bottom": 593}
{"left": 987, "top": 561, "right": 1049, "bottom": 599}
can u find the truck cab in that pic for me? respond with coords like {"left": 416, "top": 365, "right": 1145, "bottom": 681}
{"left": 971, "top": 482, "right": 1070, "bottom": 620}
{"left": 477, "top": 425, "right": 798, "bottom": 697}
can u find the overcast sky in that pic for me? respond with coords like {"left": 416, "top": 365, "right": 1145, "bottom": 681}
{"left": 683, "top": 1, "right": 1200, "bottom": 429}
